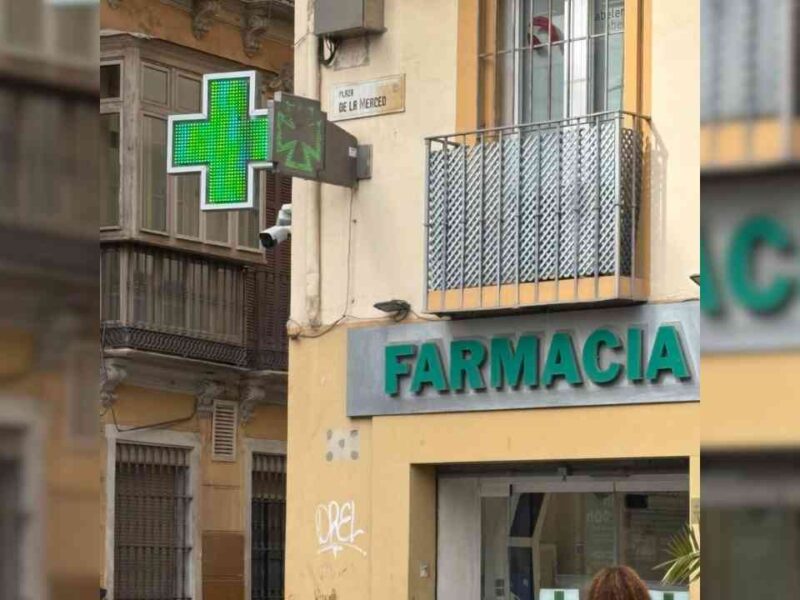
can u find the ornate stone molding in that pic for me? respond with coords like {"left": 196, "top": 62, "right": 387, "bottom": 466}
{"left": 100, "top": 361, "right": 128, "bottom": 409}
{"left": 265, "top": 62, "right": 294, "bottom": 93}
{"left": 239, "top": 381, "right": 267, "bottom": 424}
{"left": 196, "top": 379, "right": 225, "bottom": 417}
{"left": 192, "top": 0, "right": 221, "bottom": 39}
{"left": 242, "top": 9, "right": 270, "bottom": 57}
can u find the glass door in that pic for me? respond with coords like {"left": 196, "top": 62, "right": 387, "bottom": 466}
{"left": 478, "top": 475, "right": 690, "bottom": 600}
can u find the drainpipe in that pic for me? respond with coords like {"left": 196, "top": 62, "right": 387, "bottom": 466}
{"left": 302, "top": 7, "right": 322, "bottom": 328}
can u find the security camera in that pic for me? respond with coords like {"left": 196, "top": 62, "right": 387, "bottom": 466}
{"left": 260, "top": 204, "right": 292, "bottom": 249}
{"left": 260, "top": 225, "right": 290, "bottom": 248}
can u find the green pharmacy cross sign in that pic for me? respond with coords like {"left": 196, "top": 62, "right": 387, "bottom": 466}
{"left": 168, "top": 71, "right": 270, "bottom": 211}
{"left": 273, "top": 92, "right": 326, "bottom": 179}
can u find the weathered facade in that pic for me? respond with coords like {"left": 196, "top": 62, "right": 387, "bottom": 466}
{"left": 701, "top": 0, "right": 800, "bottom": 596}
{"left": 286, "top": 1, "right": 699, "bottom": 599}
{"left": 0, "top": 2, "right": 98, "bottom": 599}
{"left": 99, "top": 2, "right": 293, "bottom": 599}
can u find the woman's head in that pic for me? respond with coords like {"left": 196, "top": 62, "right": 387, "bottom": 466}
{"left": 586, "top": 566, "right": 651, "bottom": 600}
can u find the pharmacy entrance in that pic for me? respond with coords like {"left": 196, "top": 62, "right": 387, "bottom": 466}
{"left": 437, "top": 459, "right": 690, "bottom": 600}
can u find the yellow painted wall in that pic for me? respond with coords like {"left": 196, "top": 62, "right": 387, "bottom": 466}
{"left": 285, "top": 324, "right": 700, "bottom": 599}
{"left": 0, "top": 328, "right": 101, "bottom": 599}
{"left": 647, "top": 0, "right": 700, "bottom": 301}
{"left": 702, "top": 352, "right": 800, "bottom": 449}
{"left": 290, "top": 0, "right": 698, "bottom": 328}
{"left": 287, "top": 0, "right": 701, "bottom": 597}
{"left": 99, "top": 384, "right": 288, "bottom": 597}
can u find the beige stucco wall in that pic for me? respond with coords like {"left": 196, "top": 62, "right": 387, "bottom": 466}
{"left": 290, "top": 0, "right": 459, "bottom": 324}
{"left": 285, "top": 324, "right": 700, "bottom": 600}
{"left": 287, "top": 1, "right": 700, "bottom": 599}
{"left": 647, "top": 0, "right": 700, "bottom": 301}
{"left": 290, "top": 0, "right": 699, "bottom": 325}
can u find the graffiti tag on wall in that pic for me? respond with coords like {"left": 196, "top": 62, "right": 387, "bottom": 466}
{"left": 315, "top": 500, "right": 366, "bottom": 558}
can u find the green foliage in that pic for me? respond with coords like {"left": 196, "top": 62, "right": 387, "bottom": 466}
{"left": 655, "top": 523, "right": 700, "bottom": 585}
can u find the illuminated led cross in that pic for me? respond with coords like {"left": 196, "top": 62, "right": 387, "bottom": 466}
{"left": 167, "top": 71, "right": 270, "bottom": 211}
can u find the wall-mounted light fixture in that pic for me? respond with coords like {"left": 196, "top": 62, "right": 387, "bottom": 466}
{"left": 374, "top": 299, "right": 410, "bottom": 320}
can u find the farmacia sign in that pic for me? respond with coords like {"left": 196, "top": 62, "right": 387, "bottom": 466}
{"left": 347, "top": 302, "right": 698, "bottom": 417}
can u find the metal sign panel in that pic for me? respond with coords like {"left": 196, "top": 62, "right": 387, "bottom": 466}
{"left": 270, "top": 92, "right": 326, "bottom": 180}
{"left": 347, "top": 302, "right": 699, "bottom": 417}
{"left": 329, "top": 74, "right": 405, "bottom": 122}
{"left": 702, "top": 172, "right": 800, "bottom": 352}
{"left": 167, "top": 71, "right": 270, "bottom": 211}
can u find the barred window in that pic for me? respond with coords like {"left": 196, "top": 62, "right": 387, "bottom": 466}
{"left": 251, "top": 453, "right": 286, "bottom": 600}
{"left": 0, "top": 428, "right": 23, "bottom": 600}
{"left": 480, "top": 0, "right": 624, "bottom": 128}
{"left": 115, "top": 443, "right": 192, "bottom": 600}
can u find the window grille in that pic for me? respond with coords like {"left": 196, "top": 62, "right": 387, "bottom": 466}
{"left": 251, "top": 453, "right": 286, "bottom": 600}
{"left": 114, "top": 442, "right": 192, "bottom": 600}
{"left": 700, "top": 0, "right": 788, "bottom": 123}
{"left": 479, "top": 0, "right": 625, "bottom": 128}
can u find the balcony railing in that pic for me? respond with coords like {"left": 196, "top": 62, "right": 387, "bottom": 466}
{"left": 425, "top": 111, "right": 647, "bottom": 313}
{"left": 101, "top": 243, "right": 289, "bottom": 371}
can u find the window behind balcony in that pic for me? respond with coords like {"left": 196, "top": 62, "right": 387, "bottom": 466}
{"left": 480, "top": 0, "right": 624, "bottom": 128}
{"left": 100, "top": 40, "right": 272, "bottom": 252}
{"left": 700, "top": 0, "right": 787, "bottom": 123}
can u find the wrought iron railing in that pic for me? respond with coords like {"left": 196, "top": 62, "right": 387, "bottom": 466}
{"left": 424, "top": 111, "right": 647, "bottom": 313}
{"left": 101, "top": 243, "right": 289, "bottom": 371}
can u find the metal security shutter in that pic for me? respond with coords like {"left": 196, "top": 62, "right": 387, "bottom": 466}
{"left": 212, "top": 400, "right": 237, "bottom": 461}
{"left": 114, "top": 443, "right": 192, "bottom": 600}
{"left": 251, "top": 453, "right": 286, "bottom": 600}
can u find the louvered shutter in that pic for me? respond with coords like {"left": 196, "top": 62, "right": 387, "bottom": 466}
{"left": 212, "top": 400, "right": 238, "bottom": 461}
{"left": 251, "top": 173, "right": 291, "bottom": 371}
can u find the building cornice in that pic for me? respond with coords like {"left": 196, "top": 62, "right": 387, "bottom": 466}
{"left": 102, "top": 349, "right": 288, "bottom": 412}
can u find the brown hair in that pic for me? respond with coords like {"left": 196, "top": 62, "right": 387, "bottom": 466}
{"left": 586, "top": 566, "right": 651, "bottom": 600}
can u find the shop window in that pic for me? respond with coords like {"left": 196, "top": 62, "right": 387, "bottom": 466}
{"left": 703, "top": 452, "right": 800, "bottom": 599}
{"left": 479, "top": 0, "right": 624, "bottom": 128}
{"left": 480, "top": 488, "right": 690, "bottom": 599}
{"left": 439, "top": 467, "right": 690, "bottom": 600}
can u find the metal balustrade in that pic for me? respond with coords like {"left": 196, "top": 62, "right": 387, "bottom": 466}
{"left": 425, "top": 111, "right": 647, "bottom": 313}
{"left": 101, "top": 243, "right": 289, "bottom": 370}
